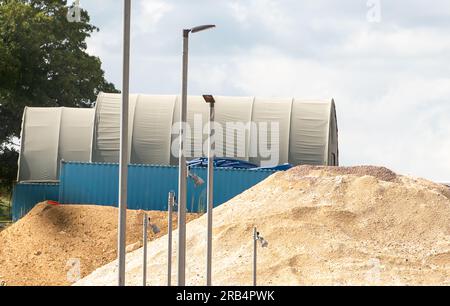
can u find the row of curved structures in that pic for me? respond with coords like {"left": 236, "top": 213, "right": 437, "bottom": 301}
{"left": 17, "top": 93, "right": 338, "bottom": 181}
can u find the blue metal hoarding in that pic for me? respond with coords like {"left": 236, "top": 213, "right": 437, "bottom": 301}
{"left": 59, "top": 161, "right": 276, "bottom": 212}
{"left": 11, "top": 182, "right": 60, "bottom": 221}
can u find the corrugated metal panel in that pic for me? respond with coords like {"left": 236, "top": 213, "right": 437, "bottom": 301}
{"left": 127, "top": 164, "right": 178, "bottom": 210}
{"left": 11, "top": 182, "right": 59, "bottom": 221}
{"left": 184, "top": 167, "right": 277, "bottom": 212}
{"left": 59, "top": 161, "right": 119, "bottom": 206}
{"left": 59, "top": 161, "right": 276, "bottom": 212}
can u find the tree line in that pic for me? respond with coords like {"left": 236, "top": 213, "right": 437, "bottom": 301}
{"left": 0, "top": 0, "right": 118, "bottom": 190}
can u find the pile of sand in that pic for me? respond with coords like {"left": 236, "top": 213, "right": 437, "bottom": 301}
{"left": 76, "top": 166, "right": 450, "bottom": 286}
{"left": 0, "top": 202, "right": 199, "bottom": 286}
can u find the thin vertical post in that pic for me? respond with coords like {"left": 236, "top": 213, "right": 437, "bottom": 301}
{"left": 142, "top": 213, "right": 148, "bottom": 286}
{"left": 177, "top": 29, "right": 190, "bottom": 286}
{"left": 118, "top": 0, "right": 131, "bottom": 287}
{"left": 253, "top": 227, "right": 257, "bottom": 286}
{"left": 206, "top": 101, "right": 215, "bottom": 286}
{"left": 167, "top": 191, "right": 175, "bottom": 286}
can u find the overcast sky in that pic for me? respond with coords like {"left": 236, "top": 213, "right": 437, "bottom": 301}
{"left": 80, "top": 0, "right": 450, "bottom": 182}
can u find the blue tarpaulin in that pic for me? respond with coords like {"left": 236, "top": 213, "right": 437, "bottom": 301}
{"left": 187, "top": 157, "right": 293, "bottom": 171}
{"left": 187, "top": 157, "right": 258, "bottom": 169}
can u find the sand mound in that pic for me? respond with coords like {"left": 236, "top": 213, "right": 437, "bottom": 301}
{"left": 76, "top": 166, "right": 450, "bottom": 286}
{"left": 0, "top": 202, "right": 199, "bottom": 286}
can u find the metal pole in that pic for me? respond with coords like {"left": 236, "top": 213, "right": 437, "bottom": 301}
{"left": 253, "top": 227, "right": 257, "bottom": 286}
{"left": 142, "top": 213, "right": 148, "bottom": 286}
{"left": 118, "top": 0, "right": 131, "bottom": 287}
{"left": 206, "top": 102, "right": 215, "bottom": 286}
{"left": 167, "top": 191, "right": 175, "bottom": 286}
{"left": 177, "top": 29, "right": 190, "bottom": 286}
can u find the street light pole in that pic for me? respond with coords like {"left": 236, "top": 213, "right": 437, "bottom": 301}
{"left": 142, "top": 213, "right": 148, "bottom": 286}
{"left": 253, "top": 227, "right": 268, "bottom": 286}
{"left": 253, "top": 227, "right": 257, "bottom": 286}
{"left": 177, "top": 25, "right": 215, "bottom": 286}
{"left": 203, "top": 95, "right": 215, "bottom": 286}
{"left": 118, "top": 0, "right": 131, "bottom": 287}
{"left": 177, "top": 28, "right": 189, "bottom": 287}
{"left": 167, "top": 191, "right": 175, "bottom": 286}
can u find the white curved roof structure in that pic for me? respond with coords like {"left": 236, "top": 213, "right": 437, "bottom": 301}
{"left": 17, "top": 93, "right": 338, "bottom": 181}
{"left": 17, "top": 107, "right": 95, "bottom": 181}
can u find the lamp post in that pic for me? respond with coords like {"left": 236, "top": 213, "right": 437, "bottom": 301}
{"left": 203, "top": 94, "right": 215, "bottom": 286}
{"left": 118, "top": 0, "right": 131, "bottom": 287}
{"left": 253, "top": 228, "right": 257, "bottom": 286}
{"left": 177, "top": 24, "right": 215, "bottom": 286}
{"left": 167, "top": 191, "right": 175, "bottom": 286}
{"left": 253, "top": 227, "right": 268, "bottom": 286}
{"left": 142, "top": 214, "right": 160, "bottom": 286}
{"left": 142, "top": 214, "right": 148, "bottom": 286}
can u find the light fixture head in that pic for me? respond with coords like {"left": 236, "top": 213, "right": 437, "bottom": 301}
{"left": 151, "top": 224, "right": 161, "bottom": 234}
{"left": 203, "top": 94, "right": 215, "bottom": 104}
{"left": 169, "top": 191, "right": 177, "bottom": 208}
{"left": 191, "top": 24, "right": 216, "bottom": 33}
{"left": 193, "top": 174, "right": 205, "bottom": 186}
{"left": 255, "top": 231, "right": 268, "bottom": 248}
{"left": 188, "top": 171, "right": 205, "bottom": 187}
{"left": 260, "top": 238, "right": 268, "bottom": 248}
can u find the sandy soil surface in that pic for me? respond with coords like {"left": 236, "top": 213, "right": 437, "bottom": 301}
{"left": 0, "top": 202, "right": 200, "bottom": 286}
{"left": 76, "top": 166, "right": 450, "bottom": 286}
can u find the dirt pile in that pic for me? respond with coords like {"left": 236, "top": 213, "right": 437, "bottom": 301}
{"left": 0, "top": 202, "right": 199, "bottom": 286}
{"left": 76, "top": 166, "right": 450, "bottom": 286}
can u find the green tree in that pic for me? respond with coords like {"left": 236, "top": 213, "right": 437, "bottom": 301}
{"left": 0, "top": 0, "right": 118, "bottom": 186}
{"left": 0, "top": 146, "right": 18, "bottom": 189}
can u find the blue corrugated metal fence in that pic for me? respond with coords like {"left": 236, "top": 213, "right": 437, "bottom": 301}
{"left": 59, "top": 161, "right": 276, "bottom": 212}
{"left": 12, "top": 182, "right": 60, "bottom": 221}
{"left": 12, "top": 161, "right": 277, "bottom": 220}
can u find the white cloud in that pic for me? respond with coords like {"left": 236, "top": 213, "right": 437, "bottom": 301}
{"left": 136, "top": 0, "right": 173, "bottom": 33}
{"left": 187, "top": 44, "right": 450, "bottom": 181}
{"left": 336, "top": 27, "right": 450, "bottom": 58}
{"left": 228, "top": 0, "right": 293, "bottom": 34}
{"left": 228, "top": 1, "right": 249, "bottom": 24}
{"left": 83, "top": 0, "right": 450, "bottom": 181}
{"left": 345, "top": 77, "right": 450, "bottom": 181}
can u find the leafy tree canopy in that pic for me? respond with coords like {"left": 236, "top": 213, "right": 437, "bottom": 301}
{"left": 0, "top": 0, "right": 118, "bottom": 185}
